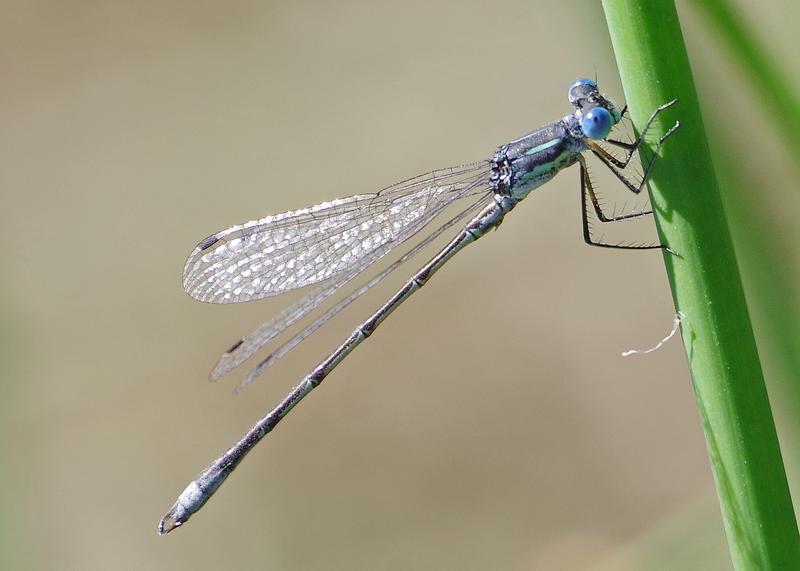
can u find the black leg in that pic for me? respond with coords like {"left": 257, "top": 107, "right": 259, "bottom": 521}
{"left": 588, "top": 117, "right": 680, "bottom": 196}
{"left": 599, "top": 99, "right": 679, "bottom": 169}
{"left": 579, "top": 157, "right": 664, "bottom": 251}
{"left": 577, "top": 100, "right": 680, "bottom": 252}
{"left": 578, "top": 155, "right": 654, "bottom": 223}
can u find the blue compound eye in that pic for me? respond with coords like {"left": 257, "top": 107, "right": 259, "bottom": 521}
{"left": 581, "top": 107, "right": 613, "bottom": 140}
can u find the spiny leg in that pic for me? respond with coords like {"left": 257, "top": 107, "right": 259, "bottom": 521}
{"left": 579, "top": 157, "right": 663, "bottom": 251}
{"left": 587, "top": 118, "right": 680, "bottom": 197}
{"left": 578, "top": 155, "right": 654, "bottom": 224}
{"left": 584, "top": 99, "right": 680, "bottom": 219}
{"left": 603, "top": 105, "right": 638, "bottom": 153}
{"left": 601, "top": 99, "right": 679, "bottom": 168}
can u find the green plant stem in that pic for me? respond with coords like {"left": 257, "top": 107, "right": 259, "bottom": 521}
{"left": 601, "top": 1, "right": 800, "bottom": 569}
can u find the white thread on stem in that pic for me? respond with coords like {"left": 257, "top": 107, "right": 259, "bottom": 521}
{"left": 622, "top": 311, "right": 685, "bottom": 357}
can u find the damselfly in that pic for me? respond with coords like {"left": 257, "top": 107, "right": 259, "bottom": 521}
{"left": 159, "top": 78, "right": 679, "bottom": 534}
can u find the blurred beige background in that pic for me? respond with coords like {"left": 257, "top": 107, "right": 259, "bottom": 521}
{"left": 1, "top": 1, "right": 796, "bottom": 569}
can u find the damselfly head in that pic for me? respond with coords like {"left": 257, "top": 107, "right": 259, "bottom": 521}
{"left": 568, "top": 78, "right": 621, "bottom": 141}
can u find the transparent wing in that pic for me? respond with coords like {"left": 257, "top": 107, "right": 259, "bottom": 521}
{"left": 183, "top": 162, "right": 489, "bottom": 304}
{"left": 209, "top": 265, "right": 359, "bottom": 381}
{"left": 233, "top": 193, "right": 492, "bottom": 391}
{"left": 207, "top": 171, "right": 491, "bottom": 381}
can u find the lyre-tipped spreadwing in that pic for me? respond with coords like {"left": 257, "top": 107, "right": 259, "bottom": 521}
{"left": 159, "top": 78, "right": 679, "bottom": 534}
